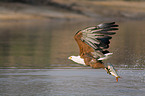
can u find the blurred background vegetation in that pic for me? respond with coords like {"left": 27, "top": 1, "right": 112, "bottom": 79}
{"left": 1, "top": 0, "right": 145, "bottom": 3}
{"left": 0, "top": 0, "right": 52, "bottom": 5}
{"left": 1, "top": 0, "right": 145, "bottom": 21}
{"left": 1, "top": 0, "right": 145, "bottom": 5}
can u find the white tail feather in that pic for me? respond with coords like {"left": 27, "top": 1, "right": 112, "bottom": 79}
{"left": 98, "top": 53, "right": 113, "bottom": 60}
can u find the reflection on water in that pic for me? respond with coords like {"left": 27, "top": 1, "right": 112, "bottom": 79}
{"left": 0, "top": 20, "right": 144, "bottom": 68}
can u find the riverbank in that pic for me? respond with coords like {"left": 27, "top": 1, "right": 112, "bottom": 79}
{"left": 0, "top": 1, "right": 145, "bottom": 21}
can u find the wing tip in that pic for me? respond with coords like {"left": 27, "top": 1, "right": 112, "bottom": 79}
{"left": 98, "top": 22, "right": 119, "bottom": 29}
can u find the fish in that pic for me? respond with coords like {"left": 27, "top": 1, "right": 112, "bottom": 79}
{"left": 107, "top": 63, "right": 120, "bottom": 82}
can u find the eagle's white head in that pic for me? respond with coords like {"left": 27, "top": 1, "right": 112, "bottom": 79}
{"left": 68, "top": 56, "right": 86, "bottom": 65}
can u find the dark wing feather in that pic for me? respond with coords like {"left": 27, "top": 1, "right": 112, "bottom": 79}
{"left": 74, "top": 22, "right": 119, "bottom": 59}
{"left": 74, "top": 31, "right": 94, "bottom": 58}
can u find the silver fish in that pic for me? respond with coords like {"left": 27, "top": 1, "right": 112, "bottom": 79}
{"left": 107, "top": 63, "right": 120, "bottom": 82}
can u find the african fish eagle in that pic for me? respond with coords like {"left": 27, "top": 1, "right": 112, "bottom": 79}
{"left": 68, "top": 22, "right": 119, "bottom": 73}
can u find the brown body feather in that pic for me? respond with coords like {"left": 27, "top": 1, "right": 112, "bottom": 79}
{"left": 74, "top": 31, "right": 105, "bottom": 68}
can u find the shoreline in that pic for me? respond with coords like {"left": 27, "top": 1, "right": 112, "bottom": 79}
{"left": 0, "top": 1, "right": 145, "bottom": 22}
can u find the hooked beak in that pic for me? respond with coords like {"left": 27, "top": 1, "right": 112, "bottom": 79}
{"left": 68, "top": 56, "right": 72, "bottom": 60}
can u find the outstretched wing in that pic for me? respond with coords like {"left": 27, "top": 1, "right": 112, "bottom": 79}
{"left": 74, "top": 22, "right": 118, "bottom": 60}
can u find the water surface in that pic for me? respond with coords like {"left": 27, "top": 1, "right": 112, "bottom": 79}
{"left": 0, "top": 69, "right": 145, "bottom": 96}
{"left": 0, "top": 20, "right": 144, "bottom": 68}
